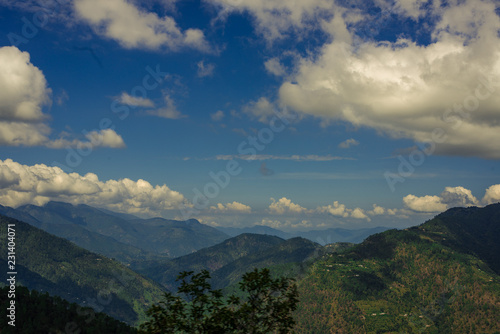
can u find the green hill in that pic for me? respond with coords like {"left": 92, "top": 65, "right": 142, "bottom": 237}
{"left": 211, "top": 237, "right": 323, "bottom": 290}
{"left": 294, "top": 204, "right": 500, "bottom": 333}
{"left": 0, "top": 285, "right": 137, "bottom": 334}
{"left": 0, "top": 214, "right": 166, "bottom": 326}
{"left": 138, "top": 233, "right": 285, "bottom": 290}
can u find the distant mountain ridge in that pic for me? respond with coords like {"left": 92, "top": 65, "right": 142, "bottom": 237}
{"left": 217, "top": 224, "right": 390, "bottom": 245}
{"left": 0, "top": 201, "right": 229, "bottom": 266}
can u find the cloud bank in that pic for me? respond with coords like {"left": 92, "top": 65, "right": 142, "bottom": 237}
{"left": 0, "top": 159, "right": 186, "bottom": 216}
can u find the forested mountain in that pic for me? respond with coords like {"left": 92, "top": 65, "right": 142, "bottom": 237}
{"left": 140, "top": 233, "right": 324, "bottom": 293}
{"left": 294, "top": 204, "right": 500, "bottom": 333}
{"left": 0, "top": 286, "right": 137, "bottom": 334}
{"left": 0, "top": 215, "right": 166, "bottom": 326}
{"left": 1, "top": 201, "right": 228, "bottom": 265}
{"left": 138, "top": 234, "right": 286, "bottom": 289}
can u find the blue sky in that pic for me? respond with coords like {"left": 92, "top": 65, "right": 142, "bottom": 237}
{"left": 0, "top": 0, "right": 499, "bottom": 231}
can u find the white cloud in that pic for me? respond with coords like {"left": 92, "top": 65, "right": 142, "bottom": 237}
{"left": 74, "top": 0, "right": 210, "bottom": 51}
{"left": 483, "top": 184, "right": 500, "bottom": 204}
{"left": 367, "top": 204, "right": 385, "bottom": 216}
{"left": 210, "top": 201, "right": 252, "bottom": 213}
{"left": 316, "top": 201, "right": 372, "bottom": 221}
{"left": 277, "top": 0, "right": 500, "bottom": 159}
{"left": 351, "top": 207, "right": 370, "bottom": 221}
{"left": 242, "top": 97, "right": 276, "bottom": 123}
{"left": 209, "top": 0, "right": 334, "bottom": 42}
{"left": 0, "top": 159, "right": 187, "bottom": 216}
{"left": 0, "top": 45, "right": 51, "bottom": 127}
{"left": 197, "top": 60, "right": 215, "bottom": 77}
{"left": 404, "top": 185, "right": 482, "bottom": 213}
{"left": 264, "top": 58, "right": 286, "bottom": 76}
{"left": 0, "top": 46, "right": 126, "bottom": 149}
{"left": 220, "top": 0, "right": 500, "bottom": 159}
{"left": 338, "top": 138, "right": 359, "bottom": 149}
{"left": 269, "top": 197, "right": 308, "bottom": 215}
{"left": 146, "top": 94, "right": 186, "bottom": 119}
{"left": 211, "top": 110, "right": 225, "bottom": 121}
{"left": 403, "top": 194, "right": 448, "bottom": 213}
{"left": 440, "top": 186, "right": 479, "bottom": 207}
{"left": 317, "top": 201, "right": 349, "bottom": 218}
{"left": 118, "top": 92, "right": 154, "bottom": 107}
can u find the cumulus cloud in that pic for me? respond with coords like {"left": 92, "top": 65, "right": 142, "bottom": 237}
{"left": 210, "top": 201, "right": 252, "bottom": 213}
{"left": 278, "top": 1, "right": 500, "bottom": 159}
{"left": 0, "top": 159, "right": 187, "bottom": 216}
{"left": 440, "top": 186, "right": 479, "bottom": 207}
{"left": 242, "top": 97, "right": 276, "bottom": 123}
{"left": 74, "top": 0, "right": 210, "bottom": 51}
{"left": 338, "top": 138, "right": 359, "bottom": 149}
{"left": 483, "top": 184, "right": 500, "bottom": 204}
{"left": 216, "top": 0, "right": 500, "bottom": 158}
{"left": 367, "top": 204, "right": 385, "bottom": 216}
{"left": 118, "top": 92, "right": 154, "bottom": 107}
{"left": 0, "top": 45, "right": 51, "bottom": 136}
{"left": 264, "top": 58, "right": 286, "bottom": 76}
{"left": 146, "top": 94, "right": 186, "bottom": 119}
{"left": 210, "top": 110, "right": 225, "bottom": 121}
{"left": 0, "top": 46, "right": 126, "bottom": 149}
{"left": 197, "top": 61, "right": 215, "bottom": 78}
{"left": 269, "top": 197, "right": 308, "bottom": 215}
{"left": 46, "top": 129, "right": 126, "bottom": 149}
{"left": 317, "top": 200, "right": 349, "bottom": 218}
{"left": 209, "top": 0, "right": 334, "bottom": 42}
{"left": 316, "top": 200, "right": 370, "bottom": 220}
{"left": 351, "top": 207, "right": 370, "bottom": 221}
{"left": 404, "top": 185, "right": 483, "bottom": 212}
{"left": 403, "top": 194, "right": 448, "bottom": 213}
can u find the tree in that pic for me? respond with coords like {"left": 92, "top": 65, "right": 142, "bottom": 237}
{"left": 139, "top": 268, "right": 299, "bottom": 334}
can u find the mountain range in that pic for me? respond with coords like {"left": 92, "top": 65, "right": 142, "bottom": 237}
{"left": 1, "top": 201, "right": 499, "bottom": 332}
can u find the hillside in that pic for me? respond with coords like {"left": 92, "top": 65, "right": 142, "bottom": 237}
{"left": 138, "top": 233, "right": 285, "bottom": 290}
{"left": 294, "top": 204, "right": 500, "bottom": 333}
{"left": 0, "top": 214, "right": 166, "bottom": 326}
{"left": 211, "top": 237, "right": 323, "bottom": 290}
{"left": 139, "top": 233, "right": 324, "bottom": 294}
{"left": 0, "top": 286, "right": 137, "bottom": 334}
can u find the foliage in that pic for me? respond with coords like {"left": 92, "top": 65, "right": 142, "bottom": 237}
{"left": 0, "top": 285, "right": 137, "bottom": 334}
{"left": 140, "top": 268, "right": 299, "bottom": 334}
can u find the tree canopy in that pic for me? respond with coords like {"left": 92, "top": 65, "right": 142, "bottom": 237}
{"left": 139, "top": 268, "right": 298, "bottom": 334}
